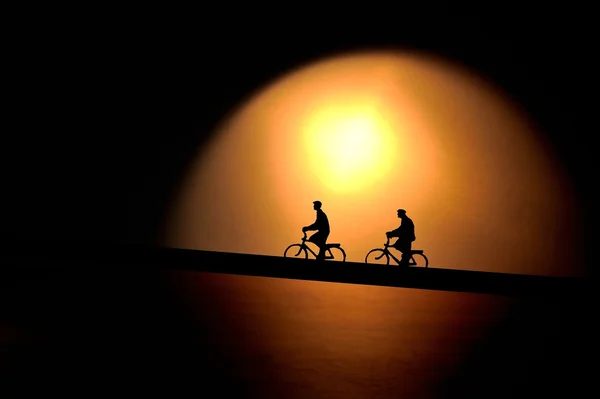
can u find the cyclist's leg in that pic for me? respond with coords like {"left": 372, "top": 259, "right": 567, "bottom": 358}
{"left": 316, "top": 246, "right": 325, "bottom": 261}
{"left": 398, "top": 241, "right": 412, "bottom": 266}
{"left": 315, "top": 232, "right": 329, "bottom": 261}
{"left": 307, "top": 232, "right": 319, "bottom": 245}
{"left": 306, "top": 233, "right": 320, "bottom": 258}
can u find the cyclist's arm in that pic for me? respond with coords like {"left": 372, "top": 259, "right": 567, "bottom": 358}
{"left": 387, "top": 227, "right": 400, "bottom": 237}
{"left": 303, "top": 222, "right": 318, "bottom": 231}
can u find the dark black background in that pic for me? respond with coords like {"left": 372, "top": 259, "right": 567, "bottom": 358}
{"left": 2, "top": 7, "right": 597, "bottom": 398}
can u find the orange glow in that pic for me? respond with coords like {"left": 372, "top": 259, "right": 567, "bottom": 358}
{"left": 164, "top": 51, "right": 583, "bottom": 277}
{"left": 302, "top": 103, "right": 398, "bottom": 193}
{"left": 172, "top": 271, "right": 512, "bottom": 397}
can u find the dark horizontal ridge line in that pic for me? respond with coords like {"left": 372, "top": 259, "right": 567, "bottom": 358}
{"left": 2, "top": 243, "right": 591, "bottom": 297}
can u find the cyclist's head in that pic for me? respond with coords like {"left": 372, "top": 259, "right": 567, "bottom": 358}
{"left": 397, "top": 208, "right": 406, "bottom": 217}
{"left": 313, "top": 200, "right": 322, "bottom": 210}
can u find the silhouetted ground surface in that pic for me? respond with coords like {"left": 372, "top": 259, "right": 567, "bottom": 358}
{"left": 1, "top": 241, "right": 591, "bottom": 296}
{"left": 1, "top": 242, "right": 596, "bottom": 398}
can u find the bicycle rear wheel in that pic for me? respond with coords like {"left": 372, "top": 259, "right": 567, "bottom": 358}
{"left": 365, "top": 249, "right": 390, "bottom": 265}
{"left": 284, "top": 244, "right": 308, "bottom": 259}
{"left": 410, "top": 252, "right": 429, "bottom": 268}
{"left": 326, "top": 247, "right": 346, "bottom": 262}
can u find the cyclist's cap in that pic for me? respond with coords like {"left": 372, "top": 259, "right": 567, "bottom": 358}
{"left": 397, "top": 208, "right": 406, "bottom": 214}
{"left": 313, "top": 200, "right": 322, "bottom": 207}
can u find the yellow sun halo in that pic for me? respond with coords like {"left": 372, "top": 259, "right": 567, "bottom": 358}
{"left": 302, "top": 105, "right": 398, "bottom": 193}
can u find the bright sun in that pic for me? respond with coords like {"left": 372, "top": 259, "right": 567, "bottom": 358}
{"left": 302, "top": 104, "right": 398, "bottom": 193}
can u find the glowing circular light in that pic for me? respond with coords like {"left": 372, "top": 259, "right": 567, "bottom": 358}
{"left": 164, "top": 50, "right": 583, "bottom": 277}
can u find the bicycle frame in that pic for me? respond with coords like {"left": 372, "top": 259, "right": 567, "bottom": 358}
{"left": 299, "top": 232, "right": 335, "bottom": 259}
{"left": 381, "top": 238, "right": 417, "bottom": 265}
{"left": 285, "top": 232, "right": 346, "bottom": 262}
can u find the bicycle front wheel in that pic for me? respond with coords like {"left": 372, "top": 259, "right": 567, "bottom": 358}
{"left": 284, "top": 244, "right": 308, "bottom": 259}
{"left": 410, "top": 252, "right": 429, "bottom": 268}
{"left": 326, "top": 247, "right": 346, "bottom": 262}
{"left": 365, "top": 249, "right": 390, "bottom": 265}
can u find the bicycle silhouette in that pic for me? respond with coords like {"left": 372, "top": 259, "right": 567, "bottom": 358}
{"left": 284, "top": 232, "right": 347, "bottom": 262}
{"left": 365, "top": 237, "right": 429, "bottom": 267}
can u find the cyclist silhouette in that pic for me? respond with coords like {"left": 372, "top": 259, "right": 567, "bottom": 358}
{"left": 302, "top": 200, "right": 330, "bottom": 261}
{"left": 386, "top": 208, "right": 416, "bottom": 267}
